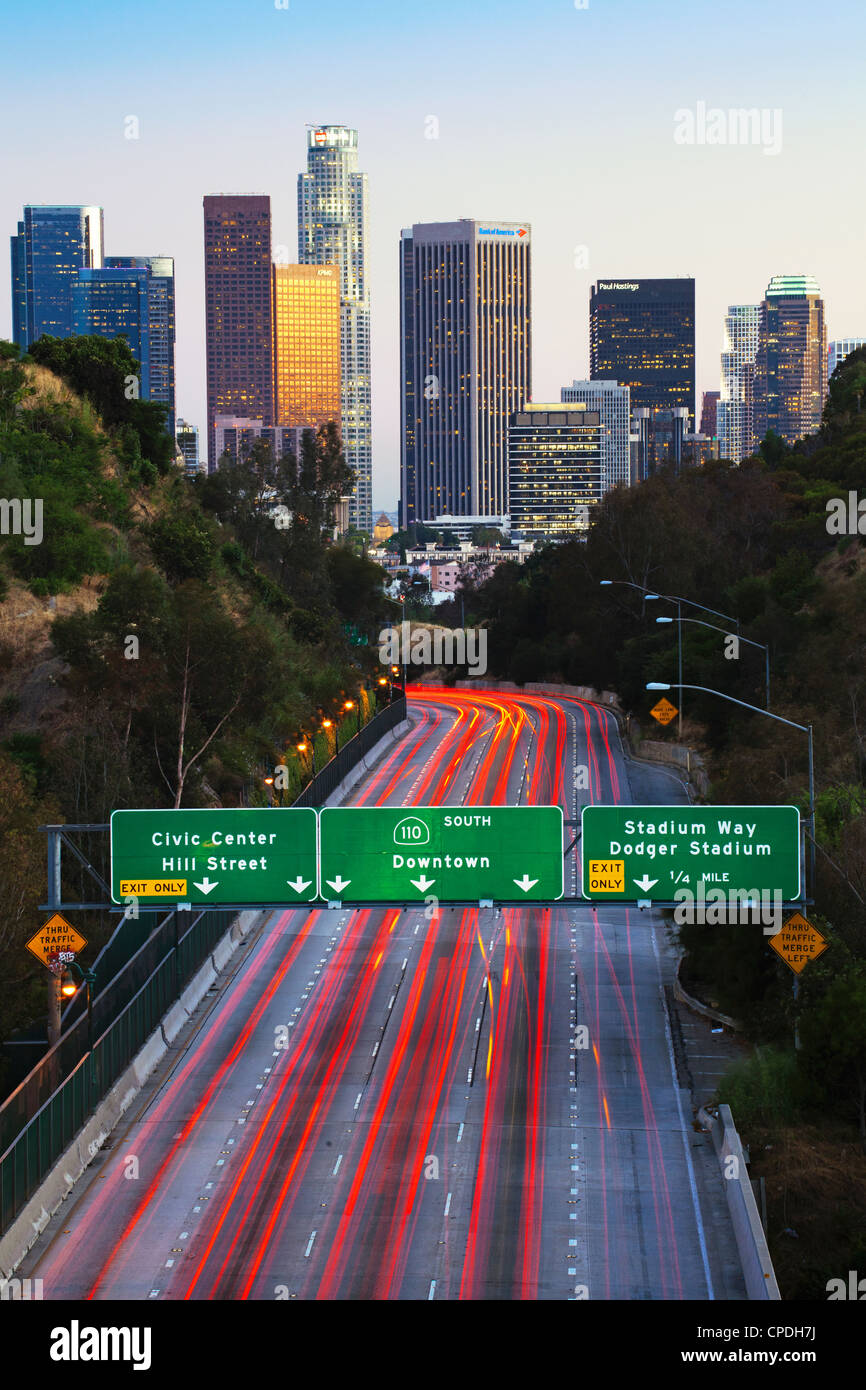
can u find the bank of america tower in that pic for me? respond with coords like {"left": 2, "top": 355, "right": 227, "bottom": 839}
{"left": 298, "top": 125, "right": 372, "bottom": 531}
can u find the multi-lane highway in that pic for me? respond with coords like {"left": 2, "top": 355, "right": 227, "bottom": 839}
{"left": 21, "top": 688, "right": 744, "bottom": 1300}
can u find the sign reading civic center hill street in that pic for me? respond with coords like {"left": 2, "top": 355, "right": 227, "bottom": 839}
{"left": 581, "top": 805, "right": 801, "bottom": 902}
{"left": 110, "top": 808, "right": 318, "bottom": 905}
{"left": 319, "top": 806, "right": 564, "bottom": 903}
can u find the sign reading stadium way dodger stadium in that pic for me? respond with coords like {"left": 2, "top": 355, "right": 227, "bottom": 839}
{"left": 581, "top": 805, "right": 801, "bottom": 902}
{"left": 318, "top": 806, "right": 564, "bottom": 903}
{"left": 110, "top": 808, "right": 318, "bottom": 905}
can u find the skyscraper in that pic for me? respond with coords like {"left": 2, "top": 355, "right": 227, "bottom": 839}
{"left": 298, "top": 126, "right": 371, "bottom": 531}
{"left": 272, "top": 263, "right": 341, "bottom": 430}
{"left": 11, "top": 205, "right": 104, "bottom": 349}
{"left": 71, "top": 266, "right": 151, "bottom": 391}
{"left": 829, "top": 339, "right": 866, "bottom": 379}
{"left": 203, "top": 195, "right": 273, "bottom": 470}
{"left": 700, "top": 390, "right": 720, "bottom": 439}
{"left": 718, "top": 305, "right": 760, "bottom": 463}
{"left": 590, "top": 278, "right": 695, "bottom": 428}
{"left": 560, "top": 380, "right": 630, "bottom": 491}
{"left": 753, "top": 275, "right": 826, "bottom": 447}
{"left": 106, "top": 256, "right": 176, "bottom": 434}
{"left": 508, "top": 404, "right": 603, "bottom": 539}
{"left": 400, "top": 219, "right": 532, "bottom": 529}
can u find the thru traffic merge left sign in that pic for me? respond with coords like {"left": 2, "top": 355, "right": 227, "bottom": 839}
{"left": 26, "top": 913, "right": 87, "bottom": 966}
{"left": 768, "top": 911, "right": 828, "bottom": 974}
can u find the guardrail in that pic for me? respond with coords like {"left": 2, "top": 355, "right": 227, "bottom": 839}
{"left": 293, "top": 696, "right": 407, "bottom": 807}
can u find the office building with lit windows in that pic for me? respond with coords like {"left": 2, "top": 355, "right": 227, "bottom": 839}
{"left": 753, "top": 275, "right": 826, "bottom": 447}
{"left": 203, "top": 195, "right": 273, "bottom": 469}
{"left": 829, "top": 338, "right": 866, "bottom": 379}
{"left": 176, "top": 419, "right": 201, "bottom": 475}
{"left": 590, "top": 278, "right": 695, "bottom": 428}
{"left": 560, "top": 379, "right": 630, "bottom": 491}
{"left": 298, "top": 126, "right": 371, "bottom": 530}
{"left": 71, "top": 265, "right": 151, "bottom": 390}
{"left": 105, "top": 256, "right": 175, "bottom": 434}
{"left": 272, "top": 263, "right": 341, "bottom": 430}
{"left": 400, "top": 219, "right": 532, "bottom": 529}
{"left": 508, "top": 403, "right": 602, "bottom": 539}
{"left": 11, "top": 204, "right": 104, "bottom": 348}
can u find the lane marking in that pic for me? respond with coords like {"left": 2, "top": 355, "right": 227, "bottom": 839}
{"left": 444, "top": 1192, "right": 452, "bottom": 1216}
{"left": 304, "top": 1231, "right": 317, "bottom": 1258}
{"left": 332, "top": 1154, "right": 343, "bottom": 1176}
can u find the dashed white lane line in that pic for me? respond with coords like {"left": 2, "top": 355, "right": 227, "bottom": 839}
{"left": 444, "top": 1192, "right": 452, "bottom": 1216}
{"left": 457, "top": 1123, "right": 464, "bottom": 1143}
{"left": 428, "top": 1280, "right": 436, "bottom": 1300}
{"left": 304, "top": 1231, "right": 317, "bottom": 1258}
{"left": 332, "top": 1154, "right": 343, "bottom": 1176}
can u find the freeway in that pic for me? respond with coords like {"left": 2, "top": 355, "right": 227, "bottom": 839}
{"left": 20, "top": 688, "right": 743, "bottom": 1300}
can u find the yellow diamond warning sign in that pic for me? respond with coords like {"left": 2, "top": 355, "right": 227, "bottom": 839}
{"left": 588, "top": 859, "right": 625, "bottom": 893}
{"left": 26, "top": 913, "right": 88, "bottom": 966}
{"left": 650, "top": 697, "right": 678, "bottom": 726}
{"left": 768, "top": 911, "right": 828, "bottom": 974}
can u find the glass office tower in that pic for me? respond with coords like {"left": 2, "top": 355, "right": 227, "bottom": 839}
{"left": 718, "top": 304, "right": 760, "bottom": 463}
{"left": 753, "top": 275, "right": 826, "bottom": 448}
{"left": 400, "top": 219, "right": 532, "bottom": 529}
{"left": 11, "top": 205, "right": 104, "bottom": 348}
{"left": 71, "top": 266, "right": 151, "bottom": 392}
{"left": 590, "top": 278, "right": 695, "bottom": 429}
{"left": 272, "top": 263, "right": 341, "bottom": 430}
{"left": 298, "top": 126, "right": 372, "bottom": 531}
{"left": 203, "top": 195, "right": 273, "bottom": 471}
{"left": 106, "top": 256, "right": 176, "bottom": 434}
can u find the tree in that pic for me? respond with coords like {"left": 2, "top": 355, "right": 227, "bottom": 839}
{"left": 799, "top": 965, "right": 866, "bottom": 1150}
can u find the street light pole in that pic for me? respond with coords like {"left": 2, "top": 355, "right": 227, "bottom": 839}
{"left": 657, "top": 615, "right": 772, "bottom": 711}
{"left": 646, "top": 682, "right": 815, "bottom": 901}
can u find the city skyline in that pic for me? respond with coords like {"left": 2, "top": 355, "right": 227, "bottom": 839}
{"left": 2, "top": 0, "right": 865, "bottom": 509}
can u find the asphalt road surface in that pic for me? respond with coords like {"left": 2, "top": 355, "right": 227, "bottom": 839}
{"left": 22, "top": 688, "right": 744, "bottom": 1300}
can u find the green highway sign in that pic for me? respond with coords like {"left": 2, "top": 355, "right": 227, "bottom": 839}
{"left": 581, "top": 804, "right": 801, "bottom": 902}
{"left": 110, "top": 808, "right": 318, "bottom": 906}
{"left": 319, "top": 806, "right": 564, "bottom": 903}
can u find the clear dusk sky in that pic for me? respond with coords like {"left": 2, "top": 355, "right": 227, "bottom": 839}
{"left": 1, "top": 0, "right": 864, "bottom": 509}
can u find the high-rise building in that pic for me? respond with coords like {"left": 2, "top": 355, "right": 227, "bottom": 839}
{"left": 400, "top": 219, "right": 532, "bottom": 529}
{"left": 272, "top": 263, "right": 341, "bottom": 430}
{"left": 590, "top": 278, "right": 695, "bottom": 428}
{"left": 560, "top": 380, "right": 630, "bottom": 491}
{"left": 176, "top": 419, "right": 201, "bottom": 475}
{"left": 700, "top": 390, "right": 720, "bottom": 438}
{"left": 11, "top": 205, "right": 104, "bottom": 348}
{"left": 298, "top": 126, "right": 371, "bottom": 531}
{"left": 203, "top": 195, "right": 273, "bottom": 470}
{"left": 106, "top": 256, "right": 176, "bottom": 434}
{"left": 718, "top": 304, "right": 760, "bottom": 463}
{"left": 212, "top": 414, "right": 307, "bottom": 468}
{"left": 630, "top": 407, "right": 691, "bottom": 480}
{"left": 829, "top": 339, "right": 866, "bottom": 379}
{"left": 508, "top": 404, "right": 602, "bottom": 539}
{"left": 753, "top": 275, "right": 826, "bottom": 447}
{"left": 71, "top": 266, "right": 151, "bottom": 390}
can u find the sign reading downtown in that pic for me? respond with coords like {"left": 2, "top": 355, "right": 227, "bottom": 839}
{"left": 581, "top": 805, "right": 801, "bottom": 902}
{"left": 319, "top": 806, "right": 564, "bottom": 903}
{"left": 110, "top": 808, "right": 318, "bottom": 905}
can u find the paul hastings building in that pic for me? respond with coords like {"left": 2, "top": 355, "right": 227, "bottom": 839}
{"left": 400, "top": 219, "right": 531, "bottom": 528}
{"left": 590, "top": 278, "right": 695, "bottom": 428}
